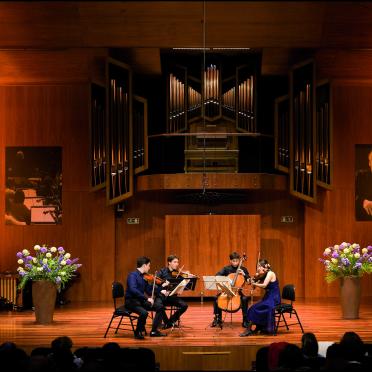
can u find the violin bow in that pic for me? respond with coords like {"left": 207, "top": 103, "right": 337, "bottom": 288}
{"left": 176, "top": 265, "right": 184, "bottom": 279}
{"left": 151, "top": 270, "right": 157, "bottom": 307}
{"left": 250, "top": 245, "right": 261, "bottom": 306}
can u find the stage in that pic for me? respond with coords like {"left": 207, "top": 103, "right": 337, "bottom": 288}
{"left": 1, "top": 299, "right": 372, "bottom": 370}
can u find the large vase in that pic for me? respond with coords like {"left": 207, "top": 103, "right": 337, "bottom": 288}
{"left": 340, "top": 276, "right": 361, "bottom": 319}
{"left": 32, "top": 280, "right": 57, "bottom": 324}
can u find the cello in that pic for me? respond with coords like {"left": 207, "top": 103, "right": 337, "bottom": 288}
{"left": 217, "top": 253, "right": 247, "bottom": 313}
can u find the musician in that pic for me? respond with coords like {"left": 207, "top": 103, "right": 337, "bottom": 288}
{"left": 125, "top": 256, "right": 168, "bottom": 339}
{"left": 240, "top": 259, "right": 281, "bottom": 336}
{"left": 211, "top": 252, "right": 250, "bottom": 328}
{"left": 157, "top": 255, "right": 189, "bottom": 329}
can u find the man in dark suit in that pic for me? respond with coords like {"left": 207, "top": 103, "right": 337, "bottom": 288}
{"left": 157, "top": 255, "right": 189, "bottom": 329}
{"left": 125, "top": 256, "right": 168, "bottom": 339}
{"left": 211, "top": 251, "right": 250, "bottom": 328}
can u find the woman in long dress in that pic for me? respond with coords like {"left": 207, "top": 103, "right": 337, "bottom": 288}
{"left": 240, "top": 259, "right": 281, "bottom": 336}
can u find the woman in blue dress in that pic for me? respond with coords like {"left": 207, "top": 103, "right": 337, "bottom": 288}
{"left": 240, "top": 259, "right": 281, "bottom": 336}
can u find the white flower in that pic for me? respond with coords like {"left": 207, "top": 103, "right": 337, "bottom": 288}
{"left": 60, "top": 272, "right": 66, "bottom": 276}
{"left": 34, "top": 245, "right": 41, "bottom": 251}
{"left": 42, "top": 258, "right": 48, "bottom": 264}
{"left": 37, "top": 267, "right": 43, "bottom": 271}
{"left": 325, "top": 260, "right": 330, "bottom": 265}
{"left": 324, "top": 248, "right": 331, "bottom": 255}
{"left": 50, "top": 247, "right": 57, "bottom": 253}
{"left": 33, "top": 258, "right": 38, "bottom": 263}
{"left": 17, "top": 259, "right": 24, "bottom": 265}
{"left": 64, "top": 253, "right": 71, "bottom": 259}
{"left": 354, "top": 253, "right": 360, "bottom": 259}
{"left": 17, "top": 267, "right": 24, "bottom": 272}
{"left": 22, "top": 249, "right": 30, "bottom": 256}
{"left": 362, "top": 248, "right": 368, "bottom": 254}
{"left": 46, "top": 252, "right": 52, "bottom": 258}
{"left": 334, "top": 245, "right": 339, "bottom": 250}
{"left": 61, "top": 260, "right": 66, "bottom": 266}
{"left": 344, "top": 248, "right": 349, "bottom": 254}
{"left": 352, "top": 243, "right": 359, "bottom": 248}
{"left": 331, "top": 258, "right": 338, "bottom": 264}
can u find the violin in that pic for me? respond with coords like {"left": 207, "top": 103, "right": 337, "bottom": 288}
{"left": 171, "top": 270, "right": 198, "bottom": 279}
{"left": 249, "top": 271, "right": 267, "bottom": 284}
{"left": 143, "top": 273, "right": 166, "bottom": 285}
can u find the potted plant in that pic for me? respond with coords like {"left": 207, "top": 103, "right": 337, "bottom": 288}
{"left": 16, "top": 244, "right": 82, "bottom": 324}
{"left": 319, "top": 242, "right": 372, "bottom": 319}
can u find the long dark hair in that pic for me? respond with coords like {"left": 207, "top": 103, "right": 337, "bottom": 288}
{"left": 258, "top": 259, "right": 271, "bottom": 271}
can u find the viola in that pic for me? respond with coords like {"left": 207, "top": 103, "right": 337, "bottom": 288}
{"left": 143, "top": 273, "right": 165, "bottom": 286}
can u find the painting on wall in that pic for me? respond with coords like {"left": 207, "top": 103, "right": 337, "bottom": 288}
{"left": 355, "top": 144, "right": 372, "bottom": 221}
{"left": 5, "top": 147, "right": 62, "bottom": 225}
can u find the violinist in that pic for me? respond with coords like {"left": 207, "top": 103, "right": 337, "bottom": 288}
{"left": 157, "top": 255, "right": 189, "bottom": 329}
{"left": 211, "top": 252, "right": 250, "bottom": 328}
{"left": 239, "top": 259, "right": 281, "bottom": 336}
{"left": 125, "top": 256, "right": 168, "bottom": 339}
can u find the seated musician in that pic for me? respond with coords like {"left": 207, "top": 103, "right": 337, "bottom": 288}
{"left": 157, "top": 255, "right": 189, "bottom": 329}
{"left": 239, "top": 259, "right": 281, "bottom": 336}
{"left": 211, "top": 251, "right": 250, "bottom": 328}
{"left": 125, "top": 256, "right": 168, "bottom": 339}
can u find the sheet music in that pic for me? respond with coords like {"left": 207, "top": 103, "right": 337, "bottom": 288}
{"left": 169, "top": 279, "right": 190, "bottom": 297}
{"left": 202, "top": 276, "right": 231, "bottom": 291}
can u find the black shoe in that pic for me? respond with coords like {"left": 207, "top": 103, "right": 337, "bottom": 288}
{"left": 211, "top": 316, "right": 222, "bottom": 328}
{"left": 242, "top": 320, "right": 250, "bottom": 328}
{"left": 239, "top": 329, "right": 254, "bottom": 337}
{"left": 150, "top": 330, "right": 167, "bottom": 337}
{"left": 134, "top": 331, "right": 145, "bottom": 340}
{"left": 163, "top": 321, "right": 176, "bottom": 330}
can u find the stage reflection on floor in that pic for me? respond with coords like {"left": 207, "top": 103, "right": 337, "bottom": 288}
{"left": 1, "top": 299, "right": 372, "bottom": 370}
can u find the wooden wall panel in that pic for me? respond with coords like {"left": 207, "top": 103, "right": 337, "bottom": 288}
{"left": 0, "top": 84, "right": 115, "bottom": 301}
{"left": 304, "top": 84, "right": 372, "bottom": 298}
{"left": 116, "top": 191, "right": 305, "bottom": 297}
{"left": 165, "top": 215, "right": 260, "bottom": 297}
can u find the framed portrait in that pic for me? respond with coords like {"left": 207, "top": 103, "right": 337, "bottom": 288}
{"left": 355, "top": 144, "right": 372, "bottom": 221}
{"left": 5, "top": 147, "right": 62, "bottom": 225}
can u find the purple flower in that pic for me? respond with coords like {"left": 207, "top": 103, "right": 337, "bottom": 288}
{"left": 25, "top": 264, "right": 32, "bottom": 269}
{"left": 332, "top": 252, "right": 339, "bottom": 258}
{"left": 58, "top": 246, "right": 64, "bottom": 252}
{"left": 58, "top": 256, "right": 64, "bottom": 263}
{"left": 76, "top": 264, "right": 82, "bottom": 268}
{"left": 70, "top": 258, "right": 79, "bottom": 264}
{"left": 40, "top": 247, "right": 48, "bottom": 254}
{"left": 66, "top": 259, "right": 72, "bottom": 265}
{"left": 16, "top": 252, "right": 23, "bottom": 258}
{"left": 56, "top": 276, "right": 61, "bottom": 284}
{"left": 25, "top": 256, "right": 33, "bottom": 262}
{"left": 19, "top": 271, "right": 26, "bottom": 277}
{"left": 341, "top": 258, "right": 350, "bottom": 266}
{"left": 354, "top": 262, "right": 362, "bottom": 269}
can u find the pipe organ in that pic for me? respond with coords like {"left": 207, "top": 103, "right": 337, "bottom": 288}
{"left": 275, "top": 59, "right": 332, "bottom": 203}
{"left": 90, "top": 83, "right": 106, "bottom": 190}
{"left": 106, "top": 58, "right": 133, "bottom": 204}
{"left": 166, "top": 62, "right": 257, "bottom": 132}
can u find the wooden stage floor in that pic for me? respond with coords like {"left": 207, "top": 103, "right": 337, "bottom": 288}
{"left": 1, "top": 298, "right": 372, "bottom": 370}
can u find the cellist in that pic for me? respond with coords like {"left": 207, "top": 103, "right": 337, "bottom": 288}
{"left": 211, "top": 252, "right": 250, "bottom": 328}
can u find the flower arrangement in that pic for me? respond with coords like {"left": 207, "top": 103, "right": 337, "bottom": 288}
{"left": 16, "top": 244, "right": 82, "bottom": 290}
{"left": 319, "top": 242, "right": 372, "bottom": 282}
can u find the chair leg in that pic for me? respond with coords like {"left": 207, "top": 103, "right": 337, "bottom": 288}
{"left": 293, "top": 310, "right": 304, "bottom": 333}
{"left": 274, "top": 313, "right": 281, "bottom": 335}
{"left": 104, "top": 315, "right": 116, "bottom": 338}
{"left": 282, "top": 313, "right": 290, "bottom": 330}
{"left": 115, "top": 316, "right": 124, "bottom": 334}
